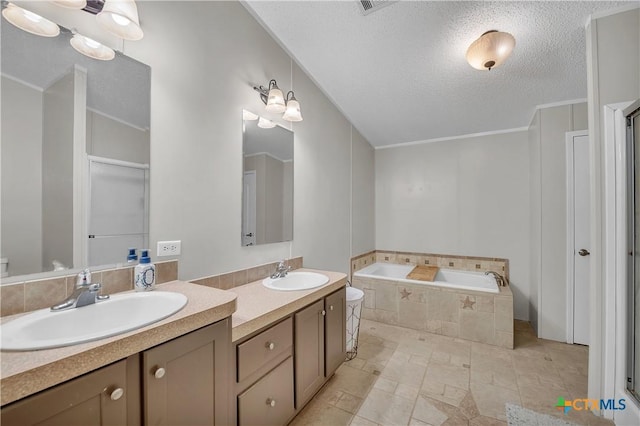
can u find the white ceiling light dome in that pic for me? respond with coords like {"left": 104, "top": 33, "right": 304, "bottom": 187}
{"left": 466, "top": 30, "right": 515, "bottom": 71}
{"left": 97, "top": 0, "right": 144, "bottom": 41}
{"left": 70, "top": 33, "right": 116, "bottom": 61}
{"left": 2, "top": 3, "right": 60, "bottom": 37}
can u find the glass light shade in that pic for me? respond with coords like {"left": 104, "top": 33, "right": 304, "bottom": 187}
{"left": 242, "top": 109, "right": 259, "bottom": 121}
{"left": 466, "top": 30, "right": 515, "bottom": 71}
{"left": 265, "top": 86, "right": 286, "bottom": 113}
{"left": 283, "top": 99, "right": 303, "bottom": 122}
{"left": 2, "top": 3, "right": 60, "bottom": 37}
{"left": 70, "top": 34, "right": 115, "bottom": 61}
{"left": 51, "top": 0, "right": 87, "bottom": 9}
{"left": 257, "top": 117, "right": 276, "bottom": 129}
{"left": 96, "top": 0, "right": 143, "bottom": 41}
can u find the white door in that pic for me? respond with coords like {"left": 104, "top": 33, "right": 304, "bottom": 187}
{"left": 567, "top": 132, "right": 591, "bottom": 345}
{"left": 242, "top": 171, "right": 257, "bottom": 246}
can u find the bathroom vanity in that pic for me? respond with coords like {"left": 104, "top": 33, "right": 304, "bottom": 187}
{"left": 0, "top": 269, "right": 347, "bottom": 426}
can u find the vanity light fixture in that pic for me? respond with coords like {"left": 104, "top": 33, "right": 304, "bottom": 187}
{"left": 282, "top": 91, "right": 303, "bottom": 122}
{"left": 96, "top": 0, "right": 144, "bottom": 41}
{"left": 466, "top": 30, "right": 515, "bottom": 71}
{"left": 254, "top": 80, "right": 304, "bottom": 122}
{"left": 257, "top": 116, "right": 277, "bottom": 129}
{"left": 70, "top": 33, "right": 116, "bottom": 61}
{"left": 51, "top": 0, "right": 87, "bottom": 9}
{"left": 2, "top": 3, "right": 60, "bottom": 37}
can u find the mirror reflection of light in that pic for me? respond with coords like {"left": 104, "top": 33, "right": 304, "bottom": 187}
{"left": 22, "top": 9, "right": 42, "bottom": 23}
{"left": 112, "top": 14, "right": 130, "bottom": 26}
{"left": 257, "top": 116, "right": 276, "bottom": 129}
{"left": 84, "top": 37, "right": 101, "bottom": 49}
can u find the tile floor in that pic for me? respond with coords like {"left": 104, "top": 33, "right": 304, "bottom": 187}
{"left": 290, "top": 319, "right": 614, "bottom": 426}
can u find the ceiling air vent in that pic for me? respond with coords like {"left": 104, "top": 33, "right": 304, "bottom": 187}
{"left": 357, "top": 0, "right": 396, "bottom": 16}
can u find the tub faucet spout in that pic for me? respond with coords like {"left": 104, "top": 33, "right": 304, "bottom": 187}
{"left": 485, "top": 271, "right": 508, "bottom": 287}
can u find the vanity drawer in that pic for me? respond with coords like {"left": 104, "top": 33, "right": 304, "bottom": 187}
{"left": 237, "top": 317, "right": 292, "bottom": 383}
{"left": 238, "top": 357, "right": 294, "bottom": 426}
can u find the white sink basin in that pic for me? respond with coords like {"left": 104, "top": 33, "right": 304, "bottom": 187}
{"left": 0, "top": 291, "right": 188, "bottom": 351}
{"left": 262, "top": 271, "right": 329, "bottom": 291}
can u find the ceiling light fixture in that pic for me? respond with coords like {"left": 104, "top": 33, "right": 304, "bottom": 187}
{"left": 254, "top": 80, "right": 304, "bottom": 122}
{"left": 466, "top": 30, "right": 515, "bottom": 71}
{"left": 70, "top": 33, "right": 116, "bottom": 60}
{"left": 51, "top": 0, "right": 87, "bottom": 9}
{"left": 242, "top": 109, "right": 259, "bottom": 121}
{"left": 2, "top": 3, "right": 60, "bottom": 37}
{"left": 96, "top": 0, "right": 143, "bottom": 40}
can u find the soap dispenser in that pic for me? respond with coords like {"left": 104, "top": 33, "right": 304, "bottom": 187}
{"left": 127, "top": 248, "right": 138, "bottom": 263}
{"left": 134, "top": 250, "right": 155, "bottom": 292}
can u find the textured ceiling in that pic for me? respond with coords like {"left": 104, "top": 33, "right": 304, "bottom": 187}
{"left": 245, "top": 1, "right": 633, "bottom": 147}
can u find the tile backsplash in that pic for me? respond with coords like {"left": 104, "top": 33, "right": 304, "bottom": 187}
{"left": 0, "top": 260, "right": 179, "bottom": 317}
{"left": 190, "top": 257, "right": 303, "bottom": 290}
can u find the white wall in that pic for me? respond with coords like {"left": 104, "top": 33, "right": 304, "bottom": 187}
{"left": 351, "top": 127, "right": 375, "bottom": 257}
{"left": 42, "top": 72, "right": 75, "bottom": 272}
{"left": 86, "top": 110, "right": 150, "bottom": 164}
{"left": 375, "top": 131, "right": 530, "bottom": 320}
{"left": 0, "top": 77, "right": 43, "bottom": 276}
{"left": 528, "top": 102, "right": 588, "bottom": 341}
{"left": 587, "top": 5, "right": 640, "bottom": 410}
{"left": 121, "top": 1, "right": 374, "bottom": 279}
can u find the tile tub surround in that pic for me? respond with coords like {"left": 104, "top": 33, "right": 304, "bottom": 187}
{"left": 351, "top": 250, "right": 509, "bottom": 281}
{"left": 353, "top": 275, "right": 514, "bottom": 349}
{"left": 0, "top": 260, "right": 179, "bottom": 318}
{"left": 0, "top": 280, "right": 236, "bottom": 406}
{"left": 190, "top": 256, "right": 303, "bottom": 290}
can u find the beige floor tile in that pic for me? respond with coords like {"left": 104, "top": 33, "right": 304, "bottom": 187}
{"left": 325, "top": 364, "right": 377, "bottom": 398}
{"left": 421, "top": 383, "right": 468, "bottom": 407}
{"left": 335, "top": 392, "right": 364, "bottom": 414}
{"left": 470, "top": 382, "right": 521, "bottom": 421}
{"left": 409, "top": 418, "right": 432, "bottom": 426}
{"left": 412, "top": 395, "right": 449, "bottom": 426}
{"left": 290, "top": 398, "right": 353, "bottom": 426}
{"left": 349, "top": 415, "right": 380, "bottom": 426}
{"left": 374, "top": 377, "right": 398, "bottom": 393}
{"left": 356, "top": 388, "right": 415, "bottom": 425}
{"left": 357, "top": 341, "right": 397, "bottom": 365}
{"left": 346, "top": 357, "right": 367, "bottom": 369}
{"left": 396, "top": 383, "right": 421, "bottom": 400}
{"left": 424, "top": 361, "right": 470, "bottom": 390}
{"left": 468, "top": 415, "right": 507, "bottom": 426}
{"left": 381, "top": 356, "right": 427, "bottom": 387}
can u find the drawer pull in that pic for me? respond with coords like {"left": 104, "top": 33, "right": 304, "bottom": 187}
{"left": 266, "top": 341, "right": 275, "bottom": 350}
{"left": 266, "top": 398, "right": 276, "bottom": 407}
{"left": 110, "top": 387, "right": 124, "bottom": 401}
{"left": 154, "top": 367, "right": 166, "bottom": 379}
{"left": 330, "top": 305, "right": 334, "bottom": 311}
{"left": 321, "top": 310, "right": 326, "bottom": 316}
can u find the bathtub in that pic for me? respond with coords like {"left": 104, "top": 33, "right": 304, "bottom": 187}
{"left": 353, "top": 262, "right": 499, "bottom": 294}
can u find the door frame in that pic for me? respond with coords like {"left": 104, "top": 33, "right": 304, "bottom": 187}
{"left": 566, "top": 130, "right": 589, "bottom": 344}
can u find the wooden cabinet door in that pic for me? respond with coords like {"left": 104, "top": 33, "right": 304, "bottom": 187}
{"left": 1, "top": 359, "right": 128, "bottom": 426}
{"left": 325, "top": 287, "right": 346, "bottom": 377}
{"left": 238, "top": 357, "right": 294, "bottom": 426}
{"left": 143, "top": 320, "right": 230, "bottom": 426}
{"left": 294, "top": 299, "right": 324, "bottom": 408}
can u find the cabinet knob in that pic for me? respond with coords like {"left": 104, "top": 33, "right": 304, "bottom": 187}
{"left": 109, "top": 387, "right": 124, "bottom": 401}
{"left": 321, "top": 310, "right": 326, "bottom": 316}
{"left": 154, "top": 367, "right": 166, "bottom": 379}
{"left": 266, "top": 341, "right": 275, "bottom": 350}
{"left": 266, "top": 398, "right": 276, "bottom": 407}
{"left": 330, "top": 305, "right": 334, "bottom": 311}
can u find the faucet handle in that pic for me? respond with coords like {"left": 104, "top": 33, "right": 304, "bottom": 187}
{"left": 76, "top": 269, "right": 92, "bottom": 287}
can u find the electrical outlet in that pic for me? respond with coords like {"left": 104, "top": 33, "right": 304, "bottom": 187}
{"left": 157, "top": 240, "right": 181, "bottom": 257}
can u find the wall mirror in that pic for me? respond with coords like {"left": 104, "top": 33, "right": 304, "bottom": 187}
{"left": 241, "top": 111, "right": 293, "bottom": 246}
{"left": 1, "top": 19, "right": 151, "bottom": 281}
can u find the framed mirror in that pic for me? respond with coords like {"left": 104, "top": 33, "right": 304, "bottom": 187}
{"left": 1, "top": 20, "right": 151, "bottom": 280}
{"left": 241, "top": 111, "right": 293, "bottom": 246}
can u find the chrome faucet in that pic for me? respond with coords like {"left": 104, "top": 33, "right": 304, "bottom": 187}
{"left": 51, "top": 269, "right": 110, "bottom": 311}
{"left": 485, "top": 271, "right": 508, "bottom": 287}
{"left": 271, "top": 260, "right": 291, "bottom": 279}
